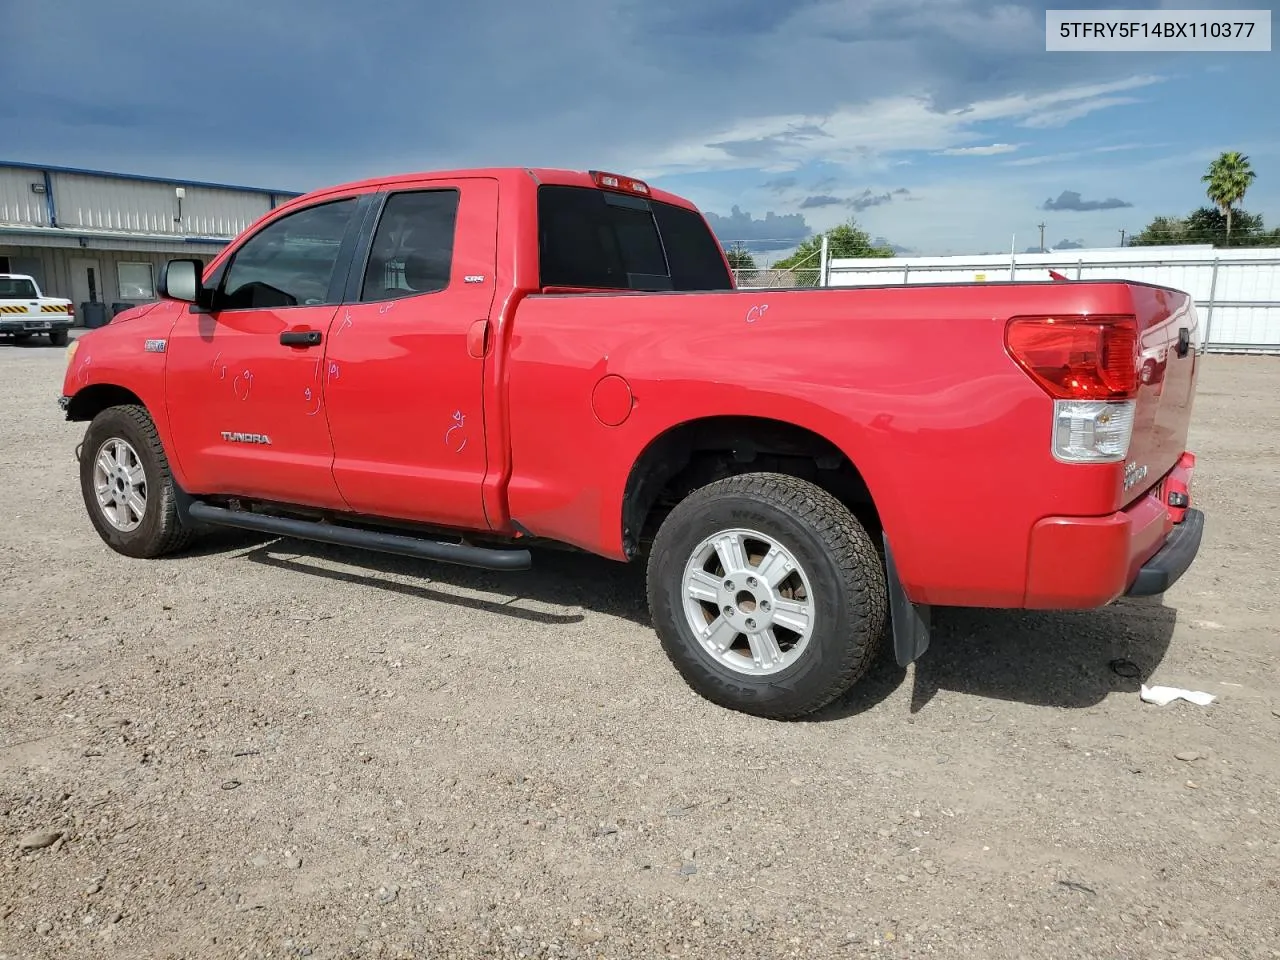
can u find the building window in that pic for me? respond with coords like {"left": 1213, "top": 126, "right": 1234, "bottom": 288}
{"left": 117, "top": 262, "right": 156, "bottom": 300}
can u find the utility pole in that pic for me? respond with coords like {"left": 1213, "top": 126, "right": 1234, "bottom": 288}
{"left": 1037, "top": 222, "right": 1046, "bottom": 253}
{"left": 1119, "top": 229, "right": 1126, "bottom": 247}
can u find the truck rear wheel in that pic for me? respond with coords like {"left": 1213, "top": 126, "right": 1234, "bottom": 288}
{"left": 49, "top": 328, "right": 68, "bottom": 347}
{"left": 79, "top": 404, "right": 196, "bottom": 558}
{"left": 646, "top": 472, "right": 887, "bottom": 720}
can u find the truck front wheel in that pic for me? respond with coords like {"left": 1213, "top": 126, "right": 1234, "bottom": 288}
{"left": 79, "top": 404, "right": 196, "bottom": 558}
{"left": 646, "top": 472, "right": 887, "bottom": 720}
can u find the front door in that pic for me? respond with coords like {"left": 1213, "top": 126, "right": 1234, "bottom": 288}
{"left": 69, "top": 257, "right": 102, "bottom": 306}
{"left": 322, "top": 179, "right": 499, "bottom": 529}
{"left": 163, "top": 194, "right": 366, "bottom": 508}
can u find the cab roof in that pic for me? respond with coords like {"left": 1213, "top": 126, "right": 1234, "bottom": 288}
{"left": 275, "top": 167, "right": 698, "bottom": 215}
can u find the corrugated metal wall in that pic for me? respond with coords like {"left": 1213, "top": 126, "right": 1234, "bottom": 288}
{"left": 0, "top": 162, "right": 284, "bottom": 316}
{"left": 50, "top": 172, "right": 272, "bottom": 238}
{"left": 0, "top": 164, "right": 283, "bottom": 238}
{"left": 0, "top": 244, "right": 216, "bottom": 308}
{"left": 0, "top": 167, "right": 51, "bottom": 227}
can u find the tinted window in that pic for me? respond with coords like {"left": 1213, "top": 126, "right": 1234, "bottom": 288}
{"left": 360, "top": 189, "right": 459, "bottom": 302}
{"left": 0, "top": 278, "right": 38, "bottom": 299}
{"left": 219, "top": 199, "right": 356, "bottom": 310}
{"left": 651, "top": 203, "right": 735, "bottom": 291}
{"left": 537, "top": 185, "right": 733, "bottom": 292}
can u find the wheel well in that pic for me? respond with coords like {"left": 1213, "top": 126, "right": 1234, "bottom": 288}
{"left": 65, "top": 384, "right": 145, "bottom": 422}
{"left": 621, "top": 416, "right": 880, "bottom": 559}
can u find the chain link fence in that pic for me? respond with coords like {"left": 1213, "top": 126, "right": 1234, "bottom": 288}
{"left": 730, "top": 266, "right": 820, "bottom": 288}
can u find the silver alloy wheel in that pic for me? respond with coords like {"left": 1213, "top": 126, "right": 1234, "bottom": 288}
{"left": 680, "top": 527, "right": 816, "bottom": 676}
{"left": 92, "top": 437, "right": 148, "bottom": 532}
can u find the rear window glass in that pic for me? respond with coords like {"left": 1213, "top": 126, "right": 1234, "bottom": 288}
{"left": 537, "top": 185, "right": 732, "bottom": 292}
{"left": 0, "top": 278, "right": 37, "bottom": 299}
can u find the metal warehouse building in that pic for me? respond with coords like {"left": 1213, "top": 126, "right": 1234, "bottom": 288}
{"left": 0, "top": 160, "right": 300, "bottom": 323}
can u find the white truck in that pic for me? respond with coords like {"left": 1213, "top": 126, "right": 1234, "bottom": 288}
{"left": 0, "top": 274, "right": 74, "bottom": 346}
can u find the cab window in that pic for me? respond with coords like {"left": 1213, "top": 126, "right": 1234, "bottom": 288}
{"left": 359, "top": 190, "right": 460, "bottom": 303}
{"left": 217, "top": 198, "right": 357, "bottom": 310}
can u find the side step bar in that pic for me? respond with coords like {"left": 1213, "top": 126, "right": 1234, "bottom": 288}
{"left": 187, "top": 501, "right": 532, "bottom": 572}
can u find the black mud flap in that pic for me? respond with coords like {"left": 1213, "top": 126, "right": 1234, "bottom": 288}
{"left": 883, "top": 534, "right": 931, "bottom": 667}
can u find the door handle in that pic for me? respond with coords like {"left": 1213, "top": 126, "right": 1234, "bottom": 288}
{"left": 280, "top": 329, "right": 322, "bottom": 347}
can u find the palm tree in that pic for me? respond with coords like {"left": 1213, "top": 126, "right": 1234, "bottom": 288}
{"left": 1201, "top": 151, "right": 1257, "bottom": 243}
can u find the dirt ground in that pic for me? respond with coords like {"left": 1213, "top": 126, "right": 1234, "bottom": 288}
{"left": 1, "top": 338, "right": 1278, "bottom": 960}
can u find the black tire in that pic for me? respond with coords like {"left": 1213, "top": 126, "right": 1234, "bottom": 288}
{"left": 646, "top": 472, "right": 887, "bottom": 720}
{"left": 79, "top": 404, "right": 197, "bottom": 559}
{"left": 11, "top": 333, "right": 32, "bottom": 345}
{"left": 48, "top": 328, "right": 69, "bottom": 347}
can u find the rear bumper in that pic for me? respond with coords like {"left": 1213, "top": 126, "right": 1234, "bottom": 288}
{"left": 1125, "top": 507, "right": 1204, "bottom": 597}
{"left": 1, "top": 317, "right": 73, "bottom": 333}
{"left": 1023, "top": 451, "right": 1202, "bottom": 607}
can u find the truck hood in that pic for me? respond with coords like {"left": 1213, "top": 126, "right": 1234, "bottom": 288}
{"left": 108, "top": 301, "right": 165, "bottom": 324}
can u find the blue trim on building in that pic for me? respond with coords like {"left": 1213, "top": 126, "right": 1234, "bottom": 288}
{"left": 1, "top": 159, "right": 303, "bottom": 199}
{"left": 42, "top": 170, "right": 57, "bottom": 227}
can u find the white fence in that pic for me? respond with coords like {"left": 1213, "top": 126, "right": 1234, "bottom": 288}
{"left": 814, "top": 246, "right": 1280, "bottom": 354}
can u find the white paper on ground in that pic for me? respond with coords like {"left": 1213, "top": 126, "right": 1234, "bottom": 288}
{"left": 1140, "top": 684, "right": 1217, "bottom": 707}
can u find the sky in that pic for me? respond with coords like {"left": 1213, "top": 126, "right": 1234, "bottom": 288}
{"left": 4, "top": 0, "right": 1278, "bottom": 257}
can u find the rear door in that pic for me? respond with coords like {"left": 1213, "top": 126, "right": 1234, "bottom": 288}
{"left": 321, "top": 178, "right": 500, "bottom": 529}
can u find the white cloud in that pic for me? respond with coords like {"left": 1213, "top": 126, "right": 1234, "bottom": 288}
{"left": 936, "top": 143, "right": 1022, "bottom": 156}
{"left": 1019, "top": 96, "right": 1142, "bottom": 129}
{"left": 1004, "top": 143, "right": 1163, "bottom": 167}
{"left": 636, "top": 75, "right": 1166, "bottom": 176}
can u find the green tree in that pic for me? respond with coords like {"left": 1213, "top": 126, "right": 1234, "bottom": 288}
{"left": 727, "top": 241, "right": 752, "bottom": 276}
{"left": 1127, "top": 215, "right": 1188, "bottom": 246}
{"left": 1202, "top": 151, "right": 1257, "bottom": 242}
{"left": 1129, "top": 207, "right": 1276, "bottom": 247}
{"left": 773, "top": 219, "right": 895, "bottom": 286}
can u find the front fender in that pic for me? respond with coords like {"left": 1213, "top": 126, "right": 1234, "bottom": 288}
{"left": 60, "top": 306, "right": 188, "bottom": 490}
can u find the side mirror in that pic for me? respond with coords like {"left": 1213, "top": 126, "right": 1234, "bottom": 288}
{"left": 158, "top": 259, "right": 204, "bottom": 304}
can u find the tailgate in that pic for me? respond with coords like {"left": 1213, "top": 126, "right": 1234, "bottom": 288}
{"left": 0, "top": 298, "right": 42, "bottom": 320}
{"left": 1123, "top": 284, "right": 1200, "bottom": 504}
{"left": 0, "top": 297, "right": 56, "bottom": 328}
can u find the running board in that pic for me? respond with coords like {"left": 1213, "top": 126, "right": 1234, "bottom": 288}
{"left": 186, "top": 501, "right": 532, "bottom": 571}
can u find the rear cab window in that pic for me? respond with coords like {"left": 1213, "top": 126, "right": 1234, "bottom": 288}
{"left": 537, "top": 185, "right": 732, "bottom": 292}
{"left": 0, "top": 278, "right": 38, "bottom": 299}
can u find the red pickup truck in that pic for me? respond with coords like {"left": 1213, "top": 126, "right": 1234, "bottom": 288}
{"left": 59, "top": 166, "right": 1205, "bottom": 720}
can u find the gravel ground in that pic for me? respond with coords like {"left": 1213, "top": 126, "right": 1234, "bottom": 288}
{"left": 2, "top": 338, "right": 1278, "bottom": 960}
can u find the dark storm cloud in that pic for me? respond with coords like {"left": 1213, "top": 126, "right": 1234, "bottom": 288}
{"left": 762, "top": 176, "right": 799, "bottom": 193}
{"left": 800, "top": 195, "right": 845, "bottom": 209}
{"left": 703, "top": 206, "right": 812, "bottom": 250}
{"left": 1042, "top": 190, "right": 1133, "bottom": 212}
{"left": 848, "top": 189, "right": 894, "bottom": 211}
{"left": 5, "top": 0, "right": 1207, "bottom": 189}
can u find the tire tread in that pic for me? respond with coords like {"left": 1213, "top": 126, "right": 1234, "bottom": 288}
{"left": 647, "top": 471, "right": 886, "bottom": 720}
{"left": 82, "top": 404, "right": 195, "bottom": 558}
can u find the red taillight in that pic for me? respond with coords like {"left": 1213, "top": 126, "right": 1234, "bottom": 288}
{"left": 588, "top": 170, "right": 651, "bottom": 196}
{"left": 1005, "top": 315, "right": 1139, "bottom": 400}
{"left": 66, "top": 302, "right": 75, "bottom": 317}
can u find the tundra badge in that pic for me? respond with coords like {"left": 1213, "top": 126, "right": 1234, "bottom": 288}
{"left": 221, "top": 431, "right": 272, "bottom": 445}
{"left": 1123, "top": 461, "right": 1149, "bottom": 492}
